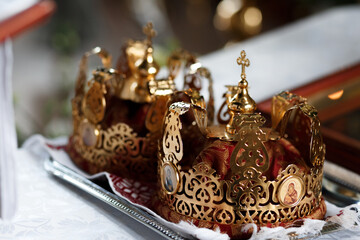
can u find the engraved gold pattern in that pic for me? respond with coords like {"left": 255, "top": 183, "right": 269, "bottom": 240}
{"left": 72, "top": 122, "right": 156, "bottom": 171}
{"left": 82, "top": 81, "right": 106, "bottom": 124}
{"left": 230, "top": 114, "right": 269, "bottom": 174}
{"left": 274, "top": 92, "right": 325, "bottom": 167}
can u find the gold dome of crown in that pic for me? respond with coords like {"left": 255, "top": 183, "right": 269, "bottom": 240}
{"left": 155, "top": 50, "right": 326, "bottom": 239}
{"left": 68, "top": 23, "right": 215, "bottom": 181}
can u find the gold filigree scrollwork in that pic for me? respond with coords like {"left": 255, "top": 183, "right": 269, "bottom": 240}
{"left": 299, "top": 104, "right": 325, "bottom": 167}
{"left": 230, "top": 114, "right": 269, "bottom": 174}
{"left": 148, "top": 78, "right": 176, "bottom": 96}
{"left": 217, "top": 98, "right": 229, "bottom": 124}
{"left": 184, "top": 66, "right": 215, "bottom": 125}
{"left": 159, "top": 160, "right": 323, "bottom": 225}
{"left": 217, "top": 85, "right": 238, "bottom": 124}
{"left": 192, "top": 105, "right": 208, "bottom": 135}
{"left": 277, "top": 101, "right": 325, "bottom": 167}
{"left": 230, "top": 167, "right": 269, "bottom": 210}
{"left": 74, "top": 55, "right": 87, "bottom": 99}
{"left": 72, "top": 47, "right": 112, "bottom": 133}
{"left": 75, "top": 123, "right": 147, "bottom": 161}
{"left": 159, "top": 99, "right": 323, "bottom": 225}
{"left": 167, "top": 49, "right": 196, "bottom": 80}
{"left": 167, "top": 49, "right": 214, "bottom": 124}
{"left": 145, "top": 95, "right": 171, "bottom": 133}
{"left": 199, "top": 67, "right": 215, "bottom": 125}
{"left": 71, "top": 120, "right": 157, "bottom": 178}
{"left": 271, "top": 91, "right": 305, "bottom": 130}
{"left": 82, "top": 80, "right": 107, "bottom": 124}
{"left": 162, "top": 102, "right": 191, "bottom": 163}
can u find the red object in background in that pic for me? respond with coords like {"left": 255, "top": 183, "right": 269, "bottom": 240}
{"left": 0, "top": 1, "right": 56, "bottom": 42}
{"left": 258, "top": 63, "right": 360, "bottom": 174}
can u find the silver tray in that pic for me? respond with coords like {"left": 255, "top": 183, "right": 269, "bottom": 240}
{"left": 44, "top": 157, "right": 345, "bottom": 240}
{"left": 44, "top": 157, "right": 189, "bottom": 240}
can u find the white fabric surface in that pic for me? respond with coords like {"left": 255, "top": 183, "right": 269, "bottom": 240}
{"left": 0, "top": 39, "right": 17, "bottom": 220}
{"left": 0, "top": 142, "right": 165, "bottom": 240}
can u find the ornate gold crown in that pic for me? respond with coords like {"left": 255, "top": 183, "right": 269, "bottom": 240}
{"left": 155, "top": 50, "right": 326, "bottom": 238}
{"left": 68, "top": 23, "right": 214, "bottom": 180}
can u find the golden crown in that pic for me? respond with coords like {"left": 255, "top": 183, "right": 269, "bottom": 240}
{"left": 68, "top": 23, "right": 214, "bottom": 180}
{"left": 155, "top": 50, "right": 326, "bottom": 238}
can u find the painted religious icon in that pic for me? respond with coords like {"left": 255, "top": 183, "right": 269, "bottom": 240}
{"left": 161, "top": 162, "right": 179, "bottom": 194}
{"left": 284, "top": 183, "right": 297, "bottom": 205}
{"left": 278, "top": 176, "right": 304, "bottom": 207}
{"left": 80, "top": 120, "right": 98, "bottom": 147}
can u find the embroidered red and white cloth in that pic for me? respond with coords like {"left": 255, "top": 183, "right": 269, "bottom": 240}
{"left": 107, "top": 174, "right": 155, "bottom": 208}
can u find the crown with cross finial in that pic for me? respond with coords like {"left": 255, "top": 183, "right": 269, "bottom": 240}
{"left": 68, "top": 22, "right": 215, "bottom": 181}
{"left": 155, "top": 50, "right": 326, "bottom": 238}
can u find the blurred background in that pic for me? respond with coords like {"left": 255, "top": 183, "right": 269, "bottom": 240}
{"left": 12, "top": 0, "right": 360, "bottom": 143}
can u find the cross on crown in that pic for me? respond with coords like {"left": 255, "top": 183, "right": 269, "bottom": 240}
{"left": 143, "top": 22, "right": 156, "bottom": 45}
{"left": 237, "top": 50, "right": 250, "bottom": 80}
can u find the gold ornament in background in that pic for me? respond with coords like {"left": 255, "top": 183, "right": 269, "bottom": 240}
{"left": 69, "top": 23, "right": 215, "bottom": 180}
{"left": 157, "top": 50, "right": 326, "bottom": 234}
{"left": 117, "top": 22, "right": 160, "bottom": 103}
{"left": 82, "top": 80, "right": 106, "bottom": 124}
{"left": 214, "top": 0, "right": 263, "bottom": 38}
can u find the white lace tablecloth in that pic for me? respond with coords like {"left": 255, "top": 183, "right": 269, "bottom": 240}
{"left": 0, "top": 147, "right": 166, "bottom": 240}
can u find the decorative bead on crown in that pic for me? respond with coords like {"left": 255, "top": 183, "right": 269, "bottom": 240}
{"left": 156, "top": 50, "right": 326, "bottom": 238}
